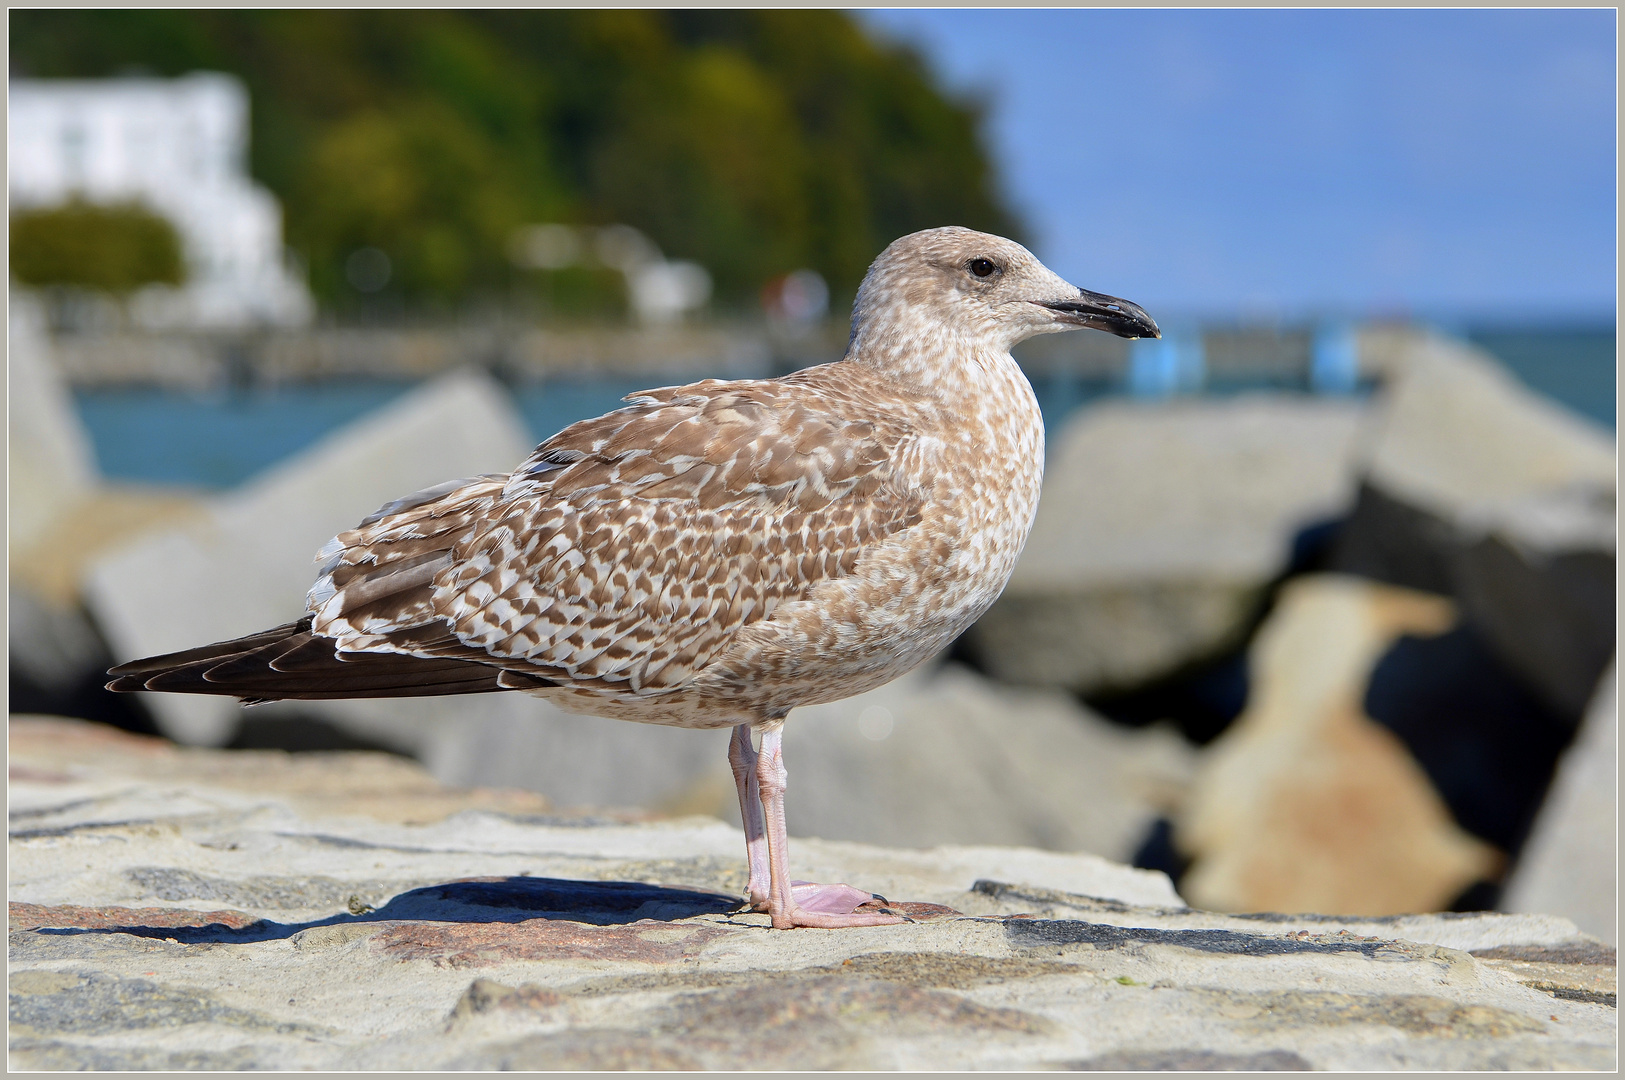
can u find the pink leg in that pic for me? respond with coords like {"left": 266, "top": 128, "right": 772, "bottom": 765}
{"left": 755, "top": 727, "right": 904, "bottom": 929}
{"left": 728, "top": 723, "right": 771, "bottom": 910}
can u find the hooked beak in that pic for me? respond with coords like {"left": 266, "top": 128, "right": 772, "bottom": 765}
{"left": 1036, "top": 289, "right": 1161, "bottom": 339}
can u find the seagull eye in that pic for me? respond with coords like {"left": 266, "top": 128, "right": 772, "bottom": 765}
{"left": 968, "top": 258, "right": 997, "bottom": 278}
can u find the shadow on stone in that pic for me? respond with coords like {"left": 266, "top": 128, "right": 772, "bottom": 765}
{"left": 226, "top": 712, "right": 415, "bottom": 755}
{"left": 27, "top": 876, "right": 741, "bottom": 943}
{"left": 1365, "top": 623, "right": 1575, "bottom": 859}
{"left": 1005, "top": 919, "right": 1408, "bottom": 959}
{"left": 1070, "top": 514, "right": 1345, "bottom": 748}
{"left": 1063, "top": 1047, "right": 1313, "bottom": 1071}
{"left": 1130, "top": 817, "right": 1193, "bottom": 888}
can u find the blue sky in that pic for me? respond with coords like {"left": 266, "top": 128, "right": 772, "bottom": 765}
{"left": 860, "top": 9, "right": 1617, "bottom": 323}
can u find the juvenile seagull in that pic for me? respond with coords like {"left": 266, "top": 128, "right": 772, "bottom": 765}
{"left": 108, "top": 227, "right": 1159, "bottom": 929}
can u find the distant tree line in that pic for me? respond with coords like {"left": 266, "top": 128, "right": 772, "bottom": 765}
{"left": 10, "top": 10, "right": 1024, "bottom": 316}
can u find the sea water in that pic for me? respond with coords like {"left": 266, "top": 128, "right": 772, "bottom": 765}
{"left": 72, "top": 329, "right": 1614, "bottom": 491}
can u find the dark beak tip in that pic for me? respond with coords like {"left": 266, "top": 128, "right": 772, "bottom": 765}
{"left": 1040, "top": 293, "right": 1160, "bottom": 341}
{"left": 1116, "top": 322, "right": 1160, "bottom": 342}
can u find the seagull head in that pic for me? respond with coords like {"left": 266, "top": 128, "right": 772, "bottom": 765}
{"left": 849, "top": 226, "right": 1160, "bottom": 358}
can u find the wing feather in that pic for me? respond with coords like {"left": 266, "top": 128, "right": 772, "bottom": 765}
{"left": 106, "top": 617, "right": 531, "bottom": 701}
{"left": 309, "top": 369, "right": 921, "bottom": 696}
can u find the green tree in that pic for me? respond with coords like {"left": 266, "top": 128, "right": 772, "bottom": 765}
{"left": 10, "top": 200, "right": 186, "bottom": 293}
{"left": 10, "top": 10, "right": 1022, "bottom": 314}
{"left": 296, "top": 100, "right": 530, "bottom": 305}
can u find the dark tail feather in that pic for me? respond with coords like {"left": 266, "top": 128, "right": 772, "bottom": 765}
{"left": 105, "top": 617, "right": 542, "bottom": 702}
{"left": 106, "top": 619, "right": 315, "bottom": 679}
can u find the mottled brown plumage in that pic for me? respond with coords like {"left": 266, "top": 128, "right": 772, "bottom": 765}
{"left": 109, "top": 226, "right": 1160, "bottom": 928}
{"left": 312, "top": 373, "right": 924, "bottom": 704}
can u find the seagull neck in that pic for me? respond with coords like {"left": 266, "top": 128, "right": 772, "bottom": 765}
{"left": 843, "top": 323, "right": 1016, "bottom": 402}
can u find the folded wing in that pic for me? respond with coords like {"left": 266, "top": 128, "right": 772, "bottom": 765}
{"left": 307, "top": 374, "right": 921, "bottom": 697}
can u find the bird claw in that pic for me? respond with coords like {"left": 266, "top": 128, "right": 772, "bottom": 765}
{"left": 744, "top": 882, "right": 904, "bottom": 926}
{"left": 774, "top": 904, "right": 907, "bottom": 929}
{"left": 789, "top": 880, "right": 888, "bottom": 916}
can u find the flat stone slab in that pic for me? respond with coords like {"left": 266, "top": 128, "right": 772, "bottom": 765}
{"left": 9, "top": 717, "right": 1615, "bottom": 1070}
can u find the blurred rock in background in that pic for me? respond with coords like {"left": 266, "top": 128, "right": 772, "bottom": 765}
{"left": 1175, "top": 575, "right": 1501, "bottom": 916}
{"left": 9, "top": 295, "right": 96, "bottom": 549}
{"left": 9, "top": 296, "right": 204, "bottom": 734}
{"left": 1501, "top": 661, "right": 1617, "bottom": 944}
{"left": 966, "top": 395, "right": 1367, "bottom": 698}
{"left": 1114, "top": 330, "right": 1613, "bottom": 920}
{"left": 83, "top": 368, "right": 534, "bottom": 746}
{"left": 1330, "top": 328, "right": 1615, "bottom": 723}
{"left": 1322, "top": 329, "right": 1615, "bottom": 916}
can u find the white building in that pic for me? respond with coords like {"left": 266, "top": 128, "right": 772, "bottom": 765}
{"left": 8, "top": 72, "right": 314, "bottom": 329}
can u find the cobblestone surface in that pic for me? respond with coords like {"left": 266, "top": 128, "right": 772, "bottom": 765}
{"left": 9, "top": 717, "right": 1615, "bottom": 1070}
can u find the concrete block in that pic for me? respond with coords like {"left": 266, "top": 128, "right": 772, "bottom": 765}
{"left": 1332, "top": 334, "right": 1616, "bottom": 719}
{"left": 971, "top": 395, "right": 1367, "bottom": 692}
{"left": 1502, "top": 660, "right": 1618, "bottom": 944}
{"left": 1361, "top": 331, "right": 1614, "bottom": 524}
{"left": 8, "top": 294, "right": 97, "bottom": 551}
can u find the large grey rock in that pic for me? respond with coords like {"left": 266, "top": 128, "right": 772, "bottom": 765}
{"left": 970, "top": 395, "right": 1367, "bottom": 693}
{"left": 1452, "top": 503, "right": 1614, "bottom": 719}
{"left": 8, "top": 297, "right": 208, "bottom": 713}
{"left": 411, "top": 662, "right": 1197, "bottom": 864}
{"left": 84, "top": 369, "right": 536, "bottom": 746}
{"left": 1502, "top": 661, "right": 1618, "bottom": 945}
{"left": 1331, "top": 330, "right": 1615, "bottom": 718}
{"left": 7, "top": 294, "right": 96, "bottom": 552}
{"left": 1360, "top": 330, "right": 1614, "bottom": 522}
{"left": 293, "top": 690, "right": 732, "bottom": 821}
{"left": 779, "top": 664, "right": 1196, "bottom": 862}
{"left": 7, "top": 587, "right": 107, "bottom": 694}
{"left": 9, "top": 717, "right": 1614, "bottom": 1071}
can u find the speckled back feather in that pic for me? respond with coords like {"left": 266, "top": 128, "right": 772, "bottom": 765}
{"left": 309, "top": 370, "right": 923, "bottom": 696}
